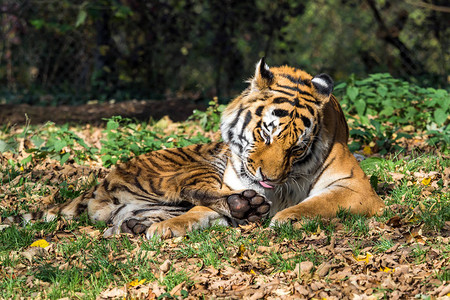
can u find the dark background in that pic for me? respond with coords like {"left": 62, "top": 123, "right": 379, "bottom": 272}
{"left": 0, "top": 0, "right": 448, "bottom": 106}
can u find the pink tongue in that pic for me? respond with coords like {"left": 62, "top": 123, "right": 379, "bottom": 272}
{"left": 259, "top": 181, "right": 274, "bottom": 189}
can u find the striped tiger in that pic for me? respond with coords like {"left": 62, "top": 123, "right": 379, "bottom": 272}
{"left": 7, "top": 58, "right": 384, "bottom": 238}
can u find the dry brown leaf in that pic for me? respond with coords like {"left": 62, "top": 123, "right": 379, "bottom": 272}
{"left": 389, "top": 172, "right": 405, "bottom": 181}
{"left": 79, "top": 226, "right": 101, "bottom": 238}
{"left": 386, "top": 215, "right": 402, "bottom": 228}
{"left": 298, "top": 261, "right": 314, "bottom": 280}
{"left": 21, "top": 247, "right": 47, "bottom": 262}
{"left": 169, "top": 281, "right": 185, "bottom": 296}
{"left": 97, "top": 287, "right": 126, "bottom": 299}
{"left": 159, "top": 259, "right": 171, "bottom": 273}
{"left": 316, "top": 262, "right": 332, "bottom": 277}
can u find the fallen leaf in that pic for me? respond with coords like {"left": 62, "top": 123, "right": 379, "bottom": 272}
{"left": 316, "top": 262, "right": 332, "bottom": 277}
{"left": 363, "top": 145, "right": 372, "bottom": 156}
{"left": 299, "top": 261, "right": 314, "bottom": 279}
{"left": 79, "top": 226, "right": 101, "bottom": 238}
{"left": 0, "top": 224, "right": 10, "bottom": 231}
{"left": 170, "top": 281, "right": 185, "bottom": 296}
{"left": 30, "top": 239, "right": 50, "bottom": 248}
{"left": 160, "top": 259, "right": 171, "bottom": 273}
{"left": 388, "top": 172, "right": 405, "bottom": 181}
{"left": 380, "top": 267, "right": 395, "bottom": 273}
{"left": 353, "top": 252, "right": 373, "bottom": 264}
{"left": 438, "top": 284, "right": 450, "bottom": 297}
{"left": 129, "top": 278, "right": 146, "bottom": 287}
{"left": 421, "top": 177, "right": 431, "bottom": 186}
{"left": 98, "top": 287, "right": 126, "bottom": 299}
{"left": 386, "top": 215, "right": 402, "bottom": 228}
{"left": 21, "top": 247, "right": 47, "bottom": 262}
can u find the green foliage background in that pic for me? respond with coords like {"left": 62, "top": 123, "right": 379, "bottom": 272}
{"left": 0, "top": 0, "right": 448, "bottom": 104}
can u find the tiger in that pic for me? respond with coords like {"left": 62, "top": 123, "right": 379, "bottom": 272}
{"left": 7, "top": 58, "right": 384, "bottom": 238}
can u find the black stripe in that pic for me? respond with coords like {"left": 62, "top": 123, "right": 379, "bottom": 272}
{"left": 146, "top": 156, "right": 164, "bottom": 170}
{"left": 207, "top": 142, "right": 223, "bottom": 156}
{"left": 113, "top": 204, "right": 126, "bottom": 215}
{"left": 301, "top": 115, "right": 311, "bottom": 128}
{"left": 276, "top": 84, "right": 314, "bottom": 101}
{"left": 307, "top": 156, "right": 336, "bottom": 195}
{"left": 194, "top": 144, "right": 202, "bottom": 153}
{"left": 227, "top": 129, "right": 234, "bottom": 143}
{"left": 255, "top": 106, "right": 264, "bottom": 116}
{"left": 305, "top": 125, "right": 335, "bottom": 194}
{"left": 325, "top": 168, "right": 354, "bottom": 189}
{"left": 305, "top": 103, "right": 315, "bottom": 116}
{"left": 297, "top": 89, "right": 314, "bottom": 98}
{"left": 276, "top": 84, "right": 299, "bottom": 93}
{"left": 148, "top": 179, "right": 165, "bottom": 196}
{"left": 334, "top": 184, "right": 357, "bottom": 193}
{"left": 109, "top": 183, "right": 139, "bottom": 195}
{"left": 279, "top": 73, "right": 311, "bottom": 86}
{"left": 134, "top": 176, "right": 151, "bottom": 195}
{"left": 241, "top": 111, "right": 252, "bottom": 131}
{"left": 273, "top": 109, "right": 289, "bottom": 118}
{"left": 157, "top": 153, "right": 182, "bottom": 166}
{"left": 273, "top": 97, "right": 291, "bottom": 104}
{"left": 272, "top": 89, "right": 295, "bottom": 96}
{"left": 280, "top": 74, "right": 302, "bottom": 84}
{"left": 112, "top": 196, "right": 120, "bottom": 205}
{"left": 173, "top": 148, "right": 196, "bottom": 163}
{"left": 132, "top": 208, "right": 155, "bottom": 216}
{"left": 229, "top": 105, "right": 244, "bottom": 131}
{"left": 303, "top": 97, "right": 320, "bottom": 105}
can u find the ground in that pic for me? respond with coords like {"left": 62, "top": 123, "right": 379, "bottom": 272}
{"left": 0, "top": 99, "right": 206, "bottom": 125}
{"left": 0, "top": 100, "right": 449, "bottom": 299}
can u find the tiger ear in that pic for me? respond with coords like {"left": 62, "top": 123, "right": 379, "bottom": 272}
{"left": 251, "top": 57, "right": 274, "bottom": 90}
{"left": 311, "top": 73, "right": 333, "bottom": 99}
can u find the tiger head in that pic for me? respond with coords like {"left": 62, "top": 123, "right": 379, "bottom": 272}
{"left": 220, "top": 58, "right": 335, "bottom": 189}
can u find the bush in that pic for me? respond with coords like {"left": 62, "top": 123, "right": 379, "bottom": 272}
{"left": 334, "top": 73, "right": 449, "bottom": 153}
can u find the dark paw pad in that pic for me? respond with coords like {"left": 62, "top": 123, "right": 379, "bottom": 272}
{"left": 227, "top": 189, "right": 271, "bottom": 222}
{"left": 121, "top": 218, "right": 148, "bottom": 235}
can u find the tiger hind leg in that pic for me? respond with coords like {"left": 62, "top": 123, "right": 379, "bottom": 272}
{"left": 102, "top": 202, "right": 194, "bottom": 238}
{"left": 6, "top": 191, "right": 92, "bottom": 225}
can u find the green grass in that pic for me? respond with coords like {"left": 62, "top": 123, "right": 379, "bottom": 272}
{"left": 373, "top": 237, "right": 395, "bottom": 253}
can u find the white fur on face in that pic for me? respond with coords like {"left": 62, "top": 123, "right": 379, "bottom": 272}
{"left": 220, "top": 109, "right": 255, "bottom": 157}
{"left": 261, "top": 107, "right": 282, "bottom": 144}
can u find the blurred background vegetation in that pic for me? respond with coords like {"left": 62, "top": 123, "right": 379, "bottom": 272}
{"left": 0, "top": 0, "right": 448, "bottom": 105}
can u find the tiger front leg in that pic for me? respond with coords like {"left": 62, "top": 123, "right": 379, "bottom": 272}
{"left": 270, "top": 186, "right": 384, "bottom": 226}
{"left": 146, "top": 206, "right": 229, "bottom": 239}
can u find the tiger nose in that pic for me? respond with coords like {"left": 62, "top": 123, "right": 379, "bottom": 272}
{"left": 259, "top": 169, "right": 278, "bottom": 183}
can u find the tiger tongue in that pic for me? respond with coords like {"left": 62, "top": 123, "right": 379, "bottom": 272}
{"left": 259, "top": 181, "right": 274, "bottom": 189}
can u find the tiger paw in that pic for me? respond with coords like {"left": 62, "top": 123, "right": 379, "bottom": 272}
{"left": 227, "top": 189, "right": 271, "bottom": 222}
{"left": 269, "top": 207, "right": 299, "bottom": 227}
{"left": 146, "top": 218, "right": 189, "bottom": 239}
{"left": 120, "top": 218, "right": 149, "bottom": 235}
